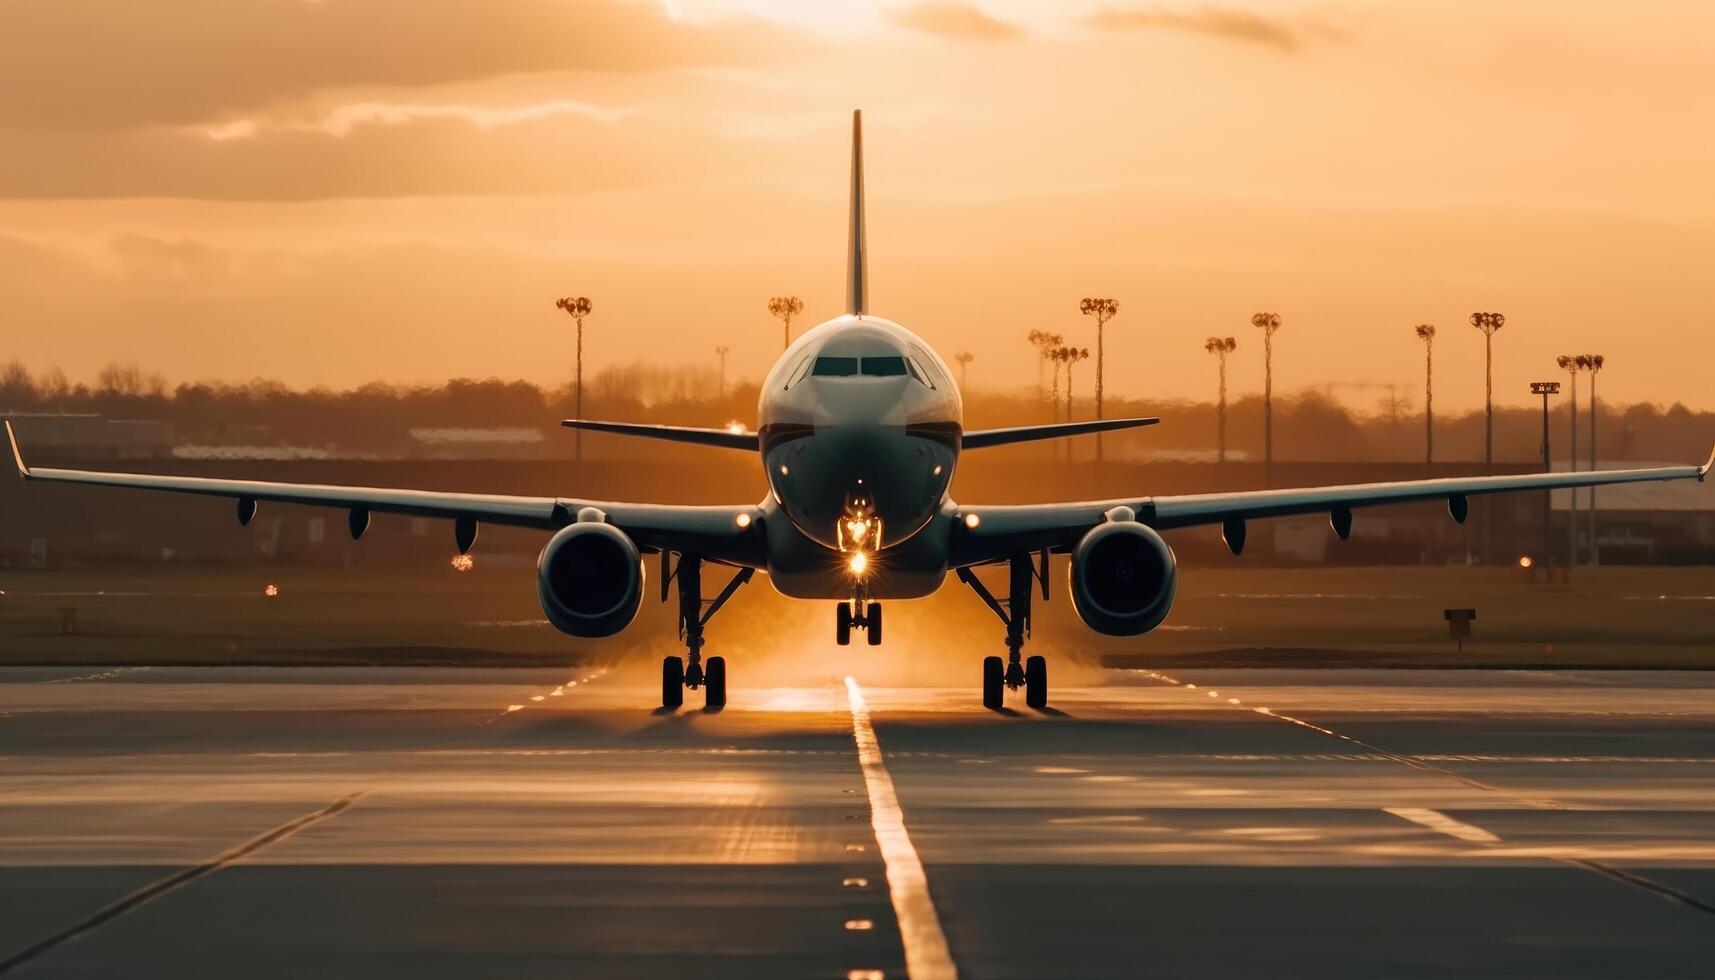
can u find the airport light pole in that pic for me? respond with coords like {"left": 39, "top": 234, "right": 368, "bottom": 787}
{"left": 1415, "top": 324, "right": 1436, "bottom": 465}
{"left": 1470, "top": 312, "right": 1506, "bottom": 470}
{"left": 768, "top": 296, "right": 804, "bottom": 351}
{"left": 1531, "top": 380, "right": 1560, "bottom": 570}
{"left": 1080, "top": 298, "right": 1118, "bottom": 461}
{"left": 714, "top": 345, "right": 730, "bottom": 398}
{"left": 1557, "top": 354, "right": 1587, "bottom": 564}
{"left": 1582, "top": 353, "right": 1605, "bottom": 565}
{"left": 1204, "top": 336, "right": 1237, "bottom": 463}
{"left": 555, "top": 295, "right": 593, "bottom": 462}
{"left": 954, "top": 351, "right": 974, "bottom": 389}
{"left": 1251, "top": 312, "right": 1282, "bottom": 486}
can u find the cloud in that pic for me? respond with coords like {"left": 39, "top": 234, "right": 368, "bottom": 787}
{"left": 889, "top": 3, "right": 1023, "bottom": 42}
{"left": 0, "top": 113, "right": 683, "bottom": 200}
{"left": 203, "top": 100, "right": 639, "bottom": 141}
{"left": 0, "top": 0, "right": 800, "bottom": 130}
{"left": 1084, "top": 6, "right": 1305, "bottom": 52}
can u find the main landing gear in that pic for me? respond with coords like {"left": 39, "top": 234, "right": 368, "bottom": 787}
{"left": 660, "top": 552, "right": 753, "bottom": 710}
{"left": 957, "top": 551, "right": 1051, "bottom": 711}
{"left": 835, "top": 597, "right": 883, "bottom": 646}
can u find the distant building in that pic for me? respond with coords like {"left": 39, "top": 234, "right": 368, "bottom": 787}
{"left": 1552, "top": 463, "right": 1715, "bottom": 564}
{"left": 1, "top": 413, "right": 173, "bottom": 460}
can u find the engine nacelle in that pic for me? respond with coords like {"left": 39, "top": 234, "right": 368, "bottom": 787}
{"left": 1069, "top": 520, "right": 1178, "bottom": 636}
{"left": 536, "top": 523, "right": 643, "bottom": 638}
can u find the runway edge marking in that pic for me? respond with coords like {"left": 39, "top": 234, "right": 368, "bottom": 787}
{"left": 0, "top": 791, "right": 366, "bottom": 975}
{"left": 844, "top": 677, "right": 959, "bottom": 980}
{"left": 1137, "top": 670, "right": 1715, "bottom": 919}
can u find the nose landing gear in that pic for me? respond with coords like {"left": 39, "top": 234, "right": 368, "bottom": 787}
{"left": 957, "top": 551, "right": 1051, "bottom": 711}
{"left": 835, "top": 598, "right": 883, "bottom": 646}
{"left": 660, "top": 552, "right": 751, "bottom": 710}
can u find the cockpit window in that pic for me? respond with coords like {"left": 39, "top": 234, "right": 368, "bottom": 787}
{"left": 860, "top": 356, "right": 907, "bottom": 377}
{"left": 783, "top": 353, "right": 814, "bottom": 389}
{"left": 905, "top": 356, "right": 936, "bottom": 388}
{"left": 812, "top": 356, "right": 859, "bottom": 377}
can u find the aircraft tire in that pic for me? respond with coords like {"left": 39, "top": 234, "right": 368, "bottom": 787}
{"left": 662, "top": 656, "right": 684, "bottom": 709}
{"left": 982, "top": 655, "right": 1004, "bottom": 710}
{"left": 704, "top": 656, "right": 726, "bottom": 708}
{"left": 867, "top": 602, "right": 883, "bottom": 646}
{"left": 836, "top": 604, "right": 852, "bottom": 646}
{"left": 1025, "top": 655, "right": 1048, "bottom": 710}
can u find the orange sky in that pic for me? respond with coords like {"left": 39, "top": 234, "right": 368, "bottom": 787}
{"left": 1, "top": 0, "right": 1710, "bottom": 413}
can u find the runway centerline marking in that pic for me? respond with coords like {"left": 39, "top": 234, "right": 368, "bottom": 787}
{"left": 0, "top": 791, "right": 366, "bottom": 975}
{"left": 844, "top": 677, "right": 958, "bottom": 980}
{"left": 1136, "top": 670, "right": 1715, "bottom": 918}
{"left": 479, "top": 666, "right": 607, "bottom": 725}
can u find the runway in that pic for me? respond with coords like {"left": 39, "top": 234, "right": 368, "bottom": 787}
{"left": 5, "top": 666, "right": 1715, "bottom": 978}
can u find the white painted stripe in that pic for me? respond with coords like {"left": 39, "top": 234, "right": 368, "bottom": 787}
{"left": 1385, "top": 807, "right": 1501, "bottom": 844}
{"left": 845, "top": 677, "right": 958, "bottom": 980}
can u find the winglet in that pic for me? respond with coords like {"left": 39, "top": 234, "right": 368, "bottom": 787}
{"left": 5, "top": 420, "right": 28, "bottom": 479}
{"left": 1700, "top": 443, "right": 1715, "bottom": 480}
{"left": 846, "top": 109, "right": 867, "bottom": 316}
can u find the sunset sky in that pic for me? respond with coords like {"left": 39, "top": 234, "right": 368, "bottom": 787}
{"left": 1, "top": 0, "right": 1710, "bottom": 412}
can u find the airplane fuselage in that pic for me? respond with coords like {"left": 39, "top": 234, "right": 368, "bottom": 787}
{"left": 757, "top": 314, "right": 962, "bottom": 599}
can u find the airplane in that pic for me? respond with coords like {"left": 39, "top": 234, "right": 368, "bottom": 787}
{"left": 7, "top": 111, "right": 1712, "bottom": 711}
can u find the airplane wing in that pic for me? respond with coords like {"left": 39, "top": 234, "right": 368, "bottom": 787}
{"left": 6, "top": 422, "right": 763, "bottom": 564}
{"left": 561, "top": 419, "right": 758, "bottom": 451}
{"left": 950, "top": 448, "right": 1715, "bottom": 564}
{"left": 960, "top": 417, "right": 1159, "bottom": 449}
{"left": 563, "top": 416, "right": 1160, "bottom": 452}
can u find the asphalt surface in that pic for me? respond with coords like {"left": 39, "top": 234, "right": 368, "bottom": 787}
{"left": 4, "top": 664, "right": 1715, "bottom": 978}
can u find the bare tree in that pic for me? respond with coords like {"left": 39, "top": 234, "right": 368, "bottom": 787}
{"left": 768, "top": 296, "right": 804, "bottom": 351}
{"left": 1203, "top": 336, "right": 1237, "bottom": 463}
{"left": 555, "top": 296, "right": 593, "bottom": 461}
{"left": 714, "top": 345, "right": 731, "bottom": 398}
{"left": 1415, "top": 324, "right": 1436, "bottom": 464}
{"left": 1470, "top": 311, "right": 1506, "bottom": 469}
{"left": 1251, "top": 312, "right": 1282, "bottom": 483}
{"left": 1080, "top": 298, "right": 1119, "bottom": 460}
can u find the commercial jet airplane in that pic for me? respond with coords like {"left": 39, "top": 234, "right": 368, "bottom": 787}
{"left": 7, "top": 112, "right": 1712, "bottom": 710}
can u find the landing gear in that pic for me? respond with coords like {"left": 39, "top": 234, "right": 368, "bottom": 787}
{"left": 835, "top": 600, "right": 882, "bottom": 646}
{"left": 661, "top": 552, "right": 753, "bottom": 710}
{"left": 957, "top": 551, "right": 1052, "bottom": 710}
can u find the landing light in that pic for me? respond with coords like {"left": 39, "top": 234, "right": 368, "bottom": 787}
{"left": 725, "top": 421, "right": 746, "bottom": 435}
{"left": 451, "top": 554, "right": 475, "bottom": 572}
{"left": 735, "top": 512, "right": 752, "bottom": 529}
{"left": 1518, "top": 555, "right": 1534, "bottom": 569}
{"left": 263, "top": 583, "right": 280, "bottom": 597}
{"left": 847, "top": 519, "right": 868, "bottom": 542}
{"left": 963, "top": 513, "right": 981, "bottom": 529}
{"left": 849, "top": 551, "right": 869, "bottom": 576}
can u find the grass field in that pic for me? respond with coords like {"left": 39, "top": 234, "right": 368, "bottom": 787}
{"left": 2, "top": 561, "right": 1713, "bottom": 670}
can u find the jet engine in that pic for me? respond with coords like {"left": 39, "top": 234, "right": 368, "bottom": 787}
{"left": 1069, "top": 520, "right": 1177, "bottom": 636}
{"left": 536, "top": 523, "right": 644, "bottom": 637}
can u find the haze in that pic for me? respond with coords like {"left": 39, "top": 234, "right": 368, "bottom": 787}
{"left": 1, "top": 0, "right": 1709, "bottom": 412}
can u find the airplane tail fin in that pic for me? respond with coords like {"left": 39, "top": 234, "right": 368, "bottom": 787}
{"left": 846, "top": 109, "right": 867, "bottom": 316}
